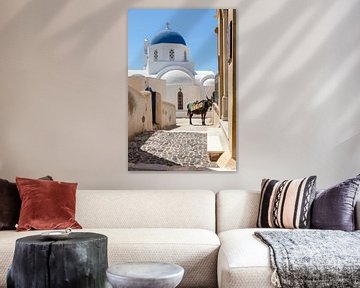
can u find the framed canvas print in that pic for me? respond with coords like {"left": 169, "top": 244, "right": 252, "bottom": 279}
{"left": 128, "top": 9, "right": 236, "bottom": 171}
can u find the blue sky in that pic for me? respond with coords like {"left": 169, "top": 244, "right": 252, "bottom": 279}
{"left": 128, "top": 9, "right": 218, "bottom": 72}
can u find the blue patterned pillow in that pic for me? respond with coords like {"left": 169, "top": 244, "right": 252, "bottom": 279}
{"left": 311, "top": 174, "right": 360, "bottom": 231}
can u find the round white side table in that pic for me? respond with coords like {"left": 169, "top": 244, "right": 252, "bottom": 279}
{"left": 106, "top": 262, "right": 184, "bottom": 288}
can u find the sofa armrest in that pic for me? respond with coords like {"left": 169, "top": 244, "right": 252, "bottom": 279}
{"left": 356, "top": 200, "right": 360, "bottom": 230}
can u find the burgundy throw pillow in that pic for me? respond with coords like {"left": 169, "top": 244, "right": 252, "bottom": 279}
{"left": 0, "top": 176, "right": 53, "bottom": 230}
{"left": 16, "top": 177, "right": 82, "bottom": 231}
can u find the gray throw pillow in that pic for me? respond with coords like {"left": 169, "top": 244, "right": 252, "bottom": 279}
{"left": 311, "top": 174, "right": 360, "bottom": 231}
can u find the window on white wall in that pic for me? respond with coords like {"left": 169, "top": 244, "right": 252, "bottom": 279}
{"left": 177, "top": 88, "right": 183, "bottom": 110}
{"left": 154, "top": 50, "right": 158, "bottom": 61}
{"left": 184, "top": 50, "right": 187, "bottom": 61}
{"left": 169, "top": 49, "right": 175, "bottom": 61}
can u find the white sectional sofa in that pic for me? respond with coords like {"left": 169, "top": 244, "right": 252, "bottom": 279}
{"left": 0, "top": 190, "right": 220, "bottom": 288}
{"left": 216, "top": 190, "right": 360, "bottom": 288}
{"left": 1, "top": 189, "right": 359, "bottom": 288}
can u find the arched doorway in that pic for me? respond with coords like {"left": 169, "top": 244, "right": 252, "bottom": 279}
{"left": 177, "top": 88, "right": 183, "bottom": 110}
{"left": 145, "top": 86, "right": 156, "bottom": 124}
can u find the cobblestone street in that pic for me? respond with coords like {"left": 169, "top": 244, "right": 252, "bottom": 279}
{"left": 128, "top": 118, "right": 218, "bottom": 170}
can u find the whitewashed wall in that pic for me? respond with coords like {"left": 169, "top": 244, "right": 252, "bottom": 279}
{"left": 128, "top": 87, "right": 152, "bottom": 139}
{"left": 166, "top": 85, "right": 202, "bottom": 117}
{"left": 161, "top": 101, "right": 177, "bottom": 128}
{"left": 148, "top": 43, "right": 193, "bottom": 75}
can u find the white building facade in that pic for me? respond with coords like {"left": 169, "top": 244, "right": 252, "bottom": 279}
{"left": 129, "top": 24, "right": 215, "bottom": 117}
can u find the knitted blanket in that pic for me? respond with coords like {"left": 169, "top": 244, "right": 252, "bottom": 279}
{"left": 255, "top": 230, "right": 360, "bottom": 288}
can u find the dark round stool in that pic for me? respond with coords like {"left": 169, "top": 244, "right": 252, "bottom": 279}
{"left": 7, "top": 232, "right": 108, "bottom": 288}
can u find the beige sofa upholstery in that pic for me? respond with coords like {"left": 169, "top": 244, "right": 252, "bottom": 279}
{"left": 2, "top": 189, "right": 359, "bottom": 288}
{"left": 217, "top": 229, "right": 273, "bottom": 288}
{"left": 216, "top": 190, "right": 360, "bottom": 288}
{"left": 76, "top": 190, "right": 216, "bottom": 230}
{"left": 216, "top": 190, "right": 273, "bottom": 288}
{"left": 0, "top": 190, "right": 219, "bottom": 288}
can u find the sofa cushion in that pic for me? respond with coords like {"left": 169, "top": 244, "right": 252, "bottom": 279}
{"left": 105, "top": 228, "right": 219, "bottom": 288}
{"left": 0, "top": 228, "right": 220, "bottom": 288}
{"left": 311, "top": 174, "right": 360, "bottom": 231}
{"left": 257, "top": 176, "right": 316, "bottom": 229}
{"left": 216, "top": 190, "right": 260, "bottom": 233}
{"left": 16, "top": 177, "right": 82, "bottom": 231}
{"left": 217, "top": 228, "right": 277, "bottom": 288}
{"left": 76, "top": 190, "right": 216, "bottom": 231}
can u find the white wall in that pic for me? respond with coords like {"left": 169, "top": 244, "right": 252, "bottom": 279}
{"left": 150, "top": 43, "right": 187, "bottom": 62}
{"left": 148, "top": 43, "right": 193, "bottom": 75}
{"left": 161, "top": 101, "right": 177, "bottom": 128}
{"left": 166, "top": 85, "right": 201, "bottom": 113}
{"left": 0, "top": 0, "right": 359, "bottom": 191}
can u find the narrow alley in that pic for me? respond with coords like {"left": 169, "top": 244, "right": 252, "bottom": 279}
{"left": 128, "top": 118, "right": 218, "bottom": 171}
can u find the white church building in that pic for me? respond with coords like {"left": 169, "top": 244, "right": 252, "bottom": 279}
{"left": 128, "top": 23, "right": 215, "bottom": 117}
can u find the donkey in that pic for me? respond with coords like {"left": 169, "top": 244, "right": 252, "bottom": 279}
{"left": 187, "top": 96, "right": 213, "bottom": 125}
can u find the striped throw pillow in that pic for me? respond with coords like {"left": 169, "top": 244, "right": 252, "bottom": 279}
{"left": 257, "top": 176, "right": 317, "bottom": 229}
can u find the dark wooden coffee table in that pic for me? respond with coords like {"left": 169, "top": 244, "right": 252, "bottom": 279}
{"left": 7, "top": 232, "right": 108, "bottom": 288}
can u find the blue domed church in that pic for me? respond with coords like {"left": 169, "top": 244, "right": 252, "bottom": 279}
{"left": 128, "top": 23, "right": 215, "bottom": 117}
